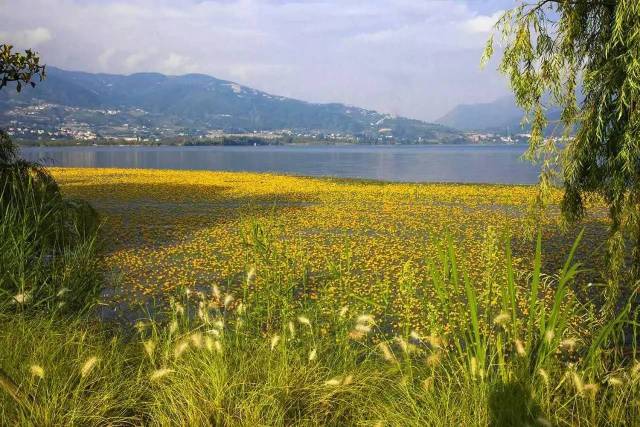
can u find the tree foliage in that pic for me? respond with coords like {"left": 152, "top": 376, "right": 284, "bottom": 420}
{"left": 0, "top": 44, "right": 46, "bottom": 92}
{"left": 485, "top": 0, "right": 640, "bottom": 301}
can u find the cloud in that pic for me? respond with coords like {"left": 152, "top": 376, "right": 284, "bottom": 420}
{"left": 160, "top": 53, "right": 194, "bottom": 74}
{"left": 463, "top": 11, "right": 504, "bottom": 34}
{"left": 0, "top": 0, "right": 511, "bottom": 120}
{"left": 1, "top": 27, "right": 52, "bottom": 47}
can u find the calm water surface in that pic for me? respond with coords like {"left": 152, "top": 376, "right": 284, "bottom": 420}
{"left": 19, "top": 144, "right": 539, "bottom": 184}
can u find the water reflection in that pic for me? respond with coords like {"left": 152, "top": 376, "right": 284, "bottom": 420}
{"left": 19, "top": 144, "right": 539, "bottom": 184}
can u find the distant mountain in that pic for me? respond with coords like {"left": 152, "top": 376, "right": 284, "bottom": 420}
{"left": 436, "top": 95, "right": 562, "bottom": 135}
{"left": 0, "top": 67, "right": 465, "bottom": 143}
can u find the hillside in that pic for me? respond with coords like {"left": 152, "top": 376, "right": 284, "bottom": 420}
{"left": 0, "top": 67, "right": 465, "bottom": 144}
{"left": 436, "top": 95, "right": 563, "bottom": 135}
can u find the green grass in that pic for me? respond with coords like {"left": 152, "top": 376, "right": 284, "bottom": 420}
{"left": 1, "top": 223, "right": 639, "bottom": 426}
{"left": 1, "top": 131, "right": 100, "bottom": 313}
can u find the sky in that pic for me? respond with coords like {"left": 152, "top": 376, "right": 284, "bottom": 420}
{"left": 0, "top": 0, "right": 517, "bottom": 121}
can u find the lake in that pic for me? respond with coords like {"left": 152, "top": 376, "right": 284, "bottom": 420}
{"left": 18, "top": 144, "right": 539, "bottom": 184}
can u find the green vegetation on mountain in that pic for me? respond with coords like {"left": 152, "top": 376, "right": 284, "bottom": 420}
{"left": 0, "top": 67, "right": 464, "bottom": 143}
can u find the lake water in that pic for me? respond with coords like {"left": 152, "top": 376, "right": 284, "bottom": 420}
{"left": 19, "top": 144, "right": 539, "bottom": 184}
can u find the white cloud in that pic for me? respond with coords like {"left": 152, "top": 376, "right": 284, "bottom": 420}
{"left": 463, "top": 11, "right": 504, "bottom": 34}
{"left": 1, "top": 27, "right": 52, "bottom": 47}
{"left": 160, "top": 52, "right": 193, "bottom": 74}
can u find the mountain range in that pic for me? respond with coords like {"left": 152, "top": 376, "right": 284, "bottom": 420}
{"left": 0, "top": 67, "right": 465, "bottom": 143}
{"left": 436, "top": 95, "right": 563, "bottom": 135}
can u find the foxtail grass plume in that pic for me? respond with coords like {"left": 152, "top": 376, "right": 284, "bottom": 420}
{"left": 355, "top": 324, "right": 371, "bottom": 334}
{"left": 30, "top": 364, "right": 44, "bottom": 379}
{"left": 190, "top": 332, "right": 203, "bottom": 348}
{"left": 493, "top": 312, "right": 510, "bottom": 326}
{"left": 308, "top": 348, "right": 317, "bottom": 362}
{"left": 395, "top": 337, "right": 410, "bottom": 354}
{"left": 205, "top": 336, "right": 214, "bottom": 352}
{"left": 246, "top": 266, "right": 256, "bottom": 284}
{"left": 169, "top": 320, "right": 178, "bottom": 335}
{"left": 470, "top": 357, "right": 478, "bottom": 377}
{"left": 80, "top": 356, "right": 99, "bottom": 378}
{"left": 324, "top": 377, "right": 342, "bottom": 386}
{"left": 560, "top": 338, "right": 578, "bottom": 351}
{"left": 223, "top": 294, "right": 234, "bottom": 307}
{"left": 515, "top": 340, "right": 526, "bottom": 357}
{"left": 174, "top": 303, "right": 185, "bottom": 316}
{"left": 426, "top": 352, "right": 441, "bottom": 367}
{"left": 544, "top": 330, "right": 555, "bottom": 345}
{"left": 356, "top": 314, "right": 375, "bottom": 325}
{"left": 583, "top": 383, "right": 599, "bottom": 397}
{"left": 288, "top": 321, "right": 296, "bottom": 338}
{"left": 174, "top": 341, "right": 189, "bottom": 358}
{"left": 297, "top": 316, "right": 311, "bottom": 327}
{"left": 348, "top": 330, "right": 365, "bottom": 341}
{"left": 342, "top": 375, "right": 353, "bottom": 386}
{"left": 142, "top": 340, "right": 156, "bottom": 357}
{"left": 538, "top": 368, "right": 549, "bottom": 385}
{"left": 212, "top": 284, "right": 221, "bottom": 300}
{"left": 270, "top": 335, "right": 281, "bottom": 350}
{"left": 571, "top": 371, "right": 584, "bottom": 394}
{"left": 150, "top": 368, "right": 173, "bottom": 381}
{"left": 608, "top": 376, "right": 624, "bottom": 387}
{"left": 13, "top": 293, "right": 30, "bottom": 304}
{"left": 422, "top": 376, "right": 434, "bottom": 391}
{"left": 378, "top": 342, "right": 395, "bottom": 362}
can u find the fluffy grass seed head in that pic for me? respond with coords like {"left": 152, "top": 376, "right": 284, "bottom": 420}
{"left": 297, "top": 316, "right": 311, "bottom": 327}
{"left": 13, "top": 293, "right": 30, "bottom": 304}
{"left": 544, "top": 330, "right": 555, "bottom": 345}
{"left": 560, "top": 338, "right": 578, "bottom": 352}
{"left": 571, "top": 371, "right": 584, "bottom": 394}
{"left": 30, "top": 364, "right": 45, "bottom": 379}
{"left": 169, "top": 320, "right": 178, "bottom": 335}
{"left": 212, "top": 284, "right": 221, "bottom": 300}
{"left": 395, "top": 336, "right": 410, "bottom": 354}
{"left": 378, "top": 342, "right": 395, "bottom": 362}
{"left": 515, "top": 340, "right": 526, "bottom": 357}
{"left": 288, "top": 321, "right": 296, "bottom": 338}
{"left": 174, "top": 340, "right": 190, "bottom": 358}
{"left": 308, "top": 349, "right": 317, "bottom": 362}
{"left": 355, "top": 324, "right": 371, "bottom": 334}
{"left": 538, "top": 368, "right": 549, "bottom": 385}
{"left": 143, "top": 340, "right": 156, "bottom": 357}
{"left": 608, "top": 376, "right": 624, "bottom": 387}
{"left": 150, "top": 368, "right": 173, "bottom": 381}
{"left": 246, "top": 266, "right": 256, "bottom": 284}
{"left": 190, "top": 332, "right": 203, "bottom": 348}
{"left": 493, "top": 312, "right": 510, "bottom": 326}
{"left": 324, "top": 377, "right": 342, "bottom": 386}
{"left": 356, "top": 314, "right": 375, "bottom": 325}
{"left": 80, "top": 356, "right": 99, "bottom": 378}
{"left": 270, "top": 335, "right": 281, "bottom": 350}
{"left": 426, "top": 352, "right": 441, "bottom": 367}
{"left": 339, "top": 306, "right": 348, "bottom": 317}
{"left": 223, "top": 294, "right": 234, "bottom": 307}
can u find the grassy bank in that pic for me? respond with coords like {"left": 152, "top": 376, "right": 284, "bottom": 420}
{"left": 1, "top": 224, "right": 638, "bottom": 425}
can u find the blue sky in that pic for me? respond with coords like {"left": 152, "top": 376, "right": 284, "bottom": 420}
{"left": 0, "top": 0, "right": 517, "bottom": 120}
